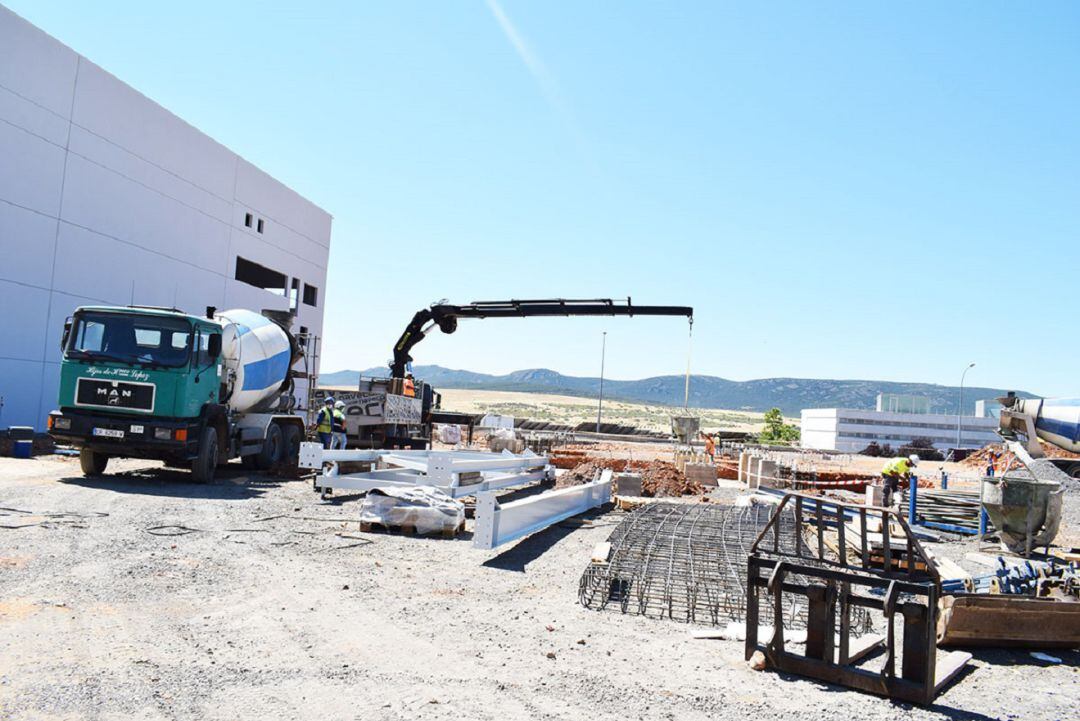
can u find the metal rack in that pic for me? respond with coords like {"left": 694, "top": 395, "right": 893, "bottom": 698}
{"left": 746, "top": 492, "right": 971, "bottom": 705}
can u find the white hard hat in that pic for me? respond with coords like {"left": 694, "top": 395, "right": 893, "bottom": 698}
{"left": 335, "top": 401, "right": 345, "bottom": 409}
{"left": 908, "top": 454, "right": 920, "bottom": 465}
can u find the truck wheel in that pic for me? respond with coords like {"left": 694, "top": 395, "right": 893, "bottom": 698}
{"left": 282, "top": 424, "right": 302, "bottom": 463}
{"left": 1066, "top": 463, "right": 1080, "bottom": 479}
{"left": 191, "top": 426, "right": 218, "bottom": 483}
{"left": 257, "top": 423, "right": 284, "bottom": 470}
{"left": 79, "top": 449, "right": 109, "bottom": 476}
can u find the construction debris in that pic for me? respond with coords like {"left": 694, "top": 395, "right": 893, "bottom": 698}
{"left": 559, "top": 459, "right": 700, "bottom": 497}
{"left": 963, "top": 441, "right": 1080, "bottom": 470}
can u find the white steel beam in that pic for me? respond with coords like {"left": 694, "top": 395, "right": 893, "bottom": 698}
{"left": 302, "top": 442, "right": 554, "bottom": 500}
{"left": 472, "top": 470, "right": 612, "bottom": 550}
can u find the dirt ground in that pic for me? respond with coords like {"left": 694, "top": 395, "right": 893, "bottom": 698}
{"left": 437, "top": 388, "right": 767, "bottom": 434}
{"left": 1, "top": 454, "right": 1077, "bottom": 720}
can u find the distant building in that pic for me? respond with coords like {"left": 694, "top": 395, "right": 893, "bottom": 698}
{"left": 875, "top": 393, "right": 930, "bottom": 415}
{"left": 801, "top": 407, "right": 998, "bottom": 453}
{"left": 975, "top": 399, "right": 1001, "bottom": 419}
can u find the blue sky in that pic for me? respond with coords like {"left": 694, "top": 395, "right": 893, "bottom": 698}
{"left": 10, "top": 2, "right": 1080, "bottom": 395}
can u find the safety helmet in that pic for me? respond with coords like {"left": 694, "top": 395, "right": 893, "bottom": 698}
{"left": 324, "top": 396, "right": 335, "bottom": 405}
{"left": 335, "top": 401, "right": 345, "bottom": 409}
{"left": 908, "top": 454, "right": 920, "bottom": 465}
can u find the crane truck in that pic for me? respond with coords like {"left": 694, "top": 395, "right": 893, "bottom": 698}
{"left": 47, "top": 305, "right": 310, "bottom": 483}
{"left": 316, "top": 298, "right": 695, "bottom": 449}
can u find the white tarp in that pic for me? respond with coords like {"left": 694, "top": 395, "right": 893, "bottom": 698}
{"left": 359, "top": 486, "right": 465, "bottom": 535}
{"left": 479, "top": 414, "right": 515, "bottom": 430}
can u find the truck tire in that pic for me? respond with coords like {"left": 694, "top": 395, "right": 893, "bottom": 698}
{"left": 1066, "top": 463, "right": 1080, "bottom": 479}
{"left": 79, "top": 449, "right": 109, "bottom": 476}
{"left": 257, "top": 423, "right": 284, "bottom": 470}
{"left": 282, "top": 424, "right": 302, "bottom": 463}
{"left": 191, "top": 426, "right": 218, "bottom": 484}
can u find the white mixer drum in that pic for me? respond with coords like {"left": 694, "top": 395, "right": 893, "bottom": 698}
{"left": 216, "top": 309, "right": 294, "bottom": 412}
{"left": 1020, "top": 397, "right": 1080, "bottom": 453}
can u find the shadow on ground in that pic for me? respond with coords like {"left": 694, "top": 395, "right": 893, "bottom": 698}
{"left": 58, "top": 464, "right": 298, "bottom": 499}
{"left": 481, "top": 505, "right": 612, "bottom": 573}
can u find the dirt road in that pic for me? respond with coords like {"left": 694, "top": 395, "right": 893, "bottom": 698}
{"left": 0, "top": 456, "right": 1076, "bottom": 720}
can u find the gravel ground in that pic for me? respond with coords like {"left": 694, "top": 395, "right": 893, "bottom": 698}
{"left": 0, "top": 455, "right": 1077, "bottom": 720}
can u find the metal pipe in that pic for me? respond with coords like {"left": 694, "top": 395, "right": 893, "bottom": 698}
{"left": 596, "top": 331, "right": 606, "bottom": 433}
{"left": 956, "top": 362, "right": 975, "bottom": 450}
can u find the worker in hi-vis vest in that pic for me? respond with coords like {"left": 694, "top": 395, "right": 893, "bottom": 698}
{"left": 316, "top": 396, "right": 335, "bottom": 449}
{"left": 403, "top": 373, "right": 416, "bottom": 397}
{"left": 331, "top": 400, "right": 348, "bottom": 450}
{"left": 880, "top": 454, "right": 919, "bottom": 508}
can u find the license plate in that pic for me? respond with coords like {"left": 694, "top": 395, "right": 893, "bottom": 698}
{"left": 92, "top": 427, "right": 124, "bottom": 439}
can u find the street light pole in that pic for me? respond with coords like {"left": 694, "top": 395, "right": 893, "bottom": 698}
{"left": 957, "top": 362, "right": 975, "bottom": 450}
{"left": 596, "top": 331, "right": 607, "bottom": 434}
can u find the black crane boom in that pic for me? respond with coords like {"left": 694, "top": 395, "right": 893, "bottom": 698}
{"left": 390, "top": 297, "right": 693, "bottom": 379}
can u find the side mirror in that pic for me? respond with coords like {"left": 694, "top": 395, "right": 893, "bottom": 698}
{"left": 60, "top": 318, "right": 72, "bottom": 351}
{"left": 207, "top": 334, "right": 222, "bottom": 359}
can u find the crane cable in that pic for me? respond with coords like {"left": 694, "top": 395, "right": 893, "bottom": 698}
{"left": 683, "top": 317, "right": 693, "bottom": 409}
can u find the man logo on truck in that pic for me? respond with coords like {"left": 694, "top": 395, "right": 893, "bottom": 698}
{"left": 97, "top": 386, "right": 132, "bottom": 405}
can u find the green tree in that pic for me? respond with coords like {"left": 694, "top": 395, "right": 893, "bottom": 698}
{"left": 759, "top": 408, "right": 800, "bottom": 444}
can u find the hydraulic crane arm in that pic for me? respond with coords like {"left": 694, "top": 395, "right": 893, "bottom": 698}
{"left": 390, "top": 298, "right": 693, "bottom": 379}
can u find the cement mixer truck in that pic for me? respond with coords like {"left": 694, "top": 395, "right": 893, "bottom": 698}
{"left": 47, "top": 305, "right": 310, "bottom": 483}
{"left": 999, "top": 393, "right": 1080, "bottom": 477}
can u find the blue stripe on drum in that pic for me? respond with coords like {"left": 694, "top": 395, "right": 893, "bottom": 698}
{"left": 1035, "top": 416, "right": 1080, "bottom": 445}
{"left": 241, "top": 349, "right": 291, "bottom": 391}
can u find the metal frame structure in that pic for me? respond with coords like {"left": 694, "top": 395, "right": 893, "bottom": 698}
{"left": 746, "top": 492, "right": 971, "bottom": 705}
{"left": 473, "top": 470, "right": 612, "bottom": 550}
{"left": 298, "top": 442, "right": 552, "bottom": 499}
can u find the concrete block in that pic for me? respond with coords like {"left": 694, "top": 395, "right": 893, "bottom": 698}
{"left": 865, "top": 485, "right": 883, "bottom": 507}
{"left": 615, "top": 472, "right": 643, "bottom": 496}
{"left": 758, "top": 459, "right": 778, "bottom": 488}
{"left": 684, "top": 463, "right": 718, "bottom": 487}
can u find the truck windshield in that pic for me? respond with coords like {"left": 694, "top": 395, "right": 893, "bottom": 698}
{"left": 66, "top": 312, "right": 192, "bottom": 368}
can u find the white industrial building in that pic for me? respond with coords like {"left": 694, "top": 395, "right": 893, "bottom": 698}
{"left": 0, "top": 6, "right": 332, "bottom": 430}
{"left": 800, "top": 407, "right": 999, "bottom": 453}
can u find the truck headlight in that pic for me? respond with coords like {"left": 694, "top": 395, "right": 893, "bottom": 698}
{"left": 154, "top": 428, "right": 172, "bottom": 440}
{"left": 53, "top": 417, "right": 72, "bottom": 430}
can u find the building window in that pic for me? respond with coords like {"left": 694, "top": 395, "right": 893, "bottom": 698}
{"left": 235, "top": 256, "right": 287, "bottom": 295}
{"left": 289, "top": 278, "right": 299, "bottom": 311}
{"left": 257, "top": 218, "right": 265, "bottom": 233}
{"left": 303, "top": 283, "right": 318, "bottom": 307}
{"left": 244, "top": 213, "right": 253, "bottom": 228}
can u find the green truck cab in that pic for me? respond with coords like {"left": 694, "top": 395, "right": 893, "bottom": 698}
{"left": 48, "top": 305, "right": 304, "bottom": 482}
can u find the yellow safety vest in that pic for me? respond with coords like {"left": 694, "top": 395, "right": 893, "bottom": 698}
{"left": 882, "top": 457, "right": 911, "bottom": 476}
{"left": 332, "top": 409, "right": 346, "bottom": 431}
{"left": 316, "top": 407, "right": 333, "bottom": 433}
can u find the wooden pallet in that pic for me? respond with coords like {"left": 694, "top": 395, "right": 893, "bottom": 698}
{"left": 869, "top": 552, "right": 928, "bottom": 573}
{"left": 359, "top": 520, "right": 464, "bottom": 539}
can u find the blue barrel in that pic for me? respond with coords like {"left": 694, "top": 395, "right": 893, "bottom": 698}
{"left": 11, "top": 440, "right": 32, "bottom": 459}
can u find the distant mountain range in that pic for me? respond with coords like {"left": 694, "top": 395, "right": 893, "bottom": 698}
{"left": 318, "top": 365, "right": 1036, "bottom": 416}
